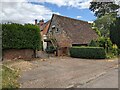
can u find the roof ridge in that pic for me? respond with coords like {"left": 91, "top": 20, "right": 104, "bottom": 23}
{"left": 53, "top": 14, "right": 88, "bottom": 23}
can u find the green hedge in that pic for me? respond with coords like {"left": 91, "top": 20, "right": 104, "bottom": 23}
{"left": 70, "top": 47, "right": 106, "bottom": 59}
{"left": 2, "top": 23, "right": 41, "bottom": 50}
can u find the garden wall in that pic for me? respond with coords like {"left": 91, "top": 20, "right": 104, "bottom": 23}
{"left": 57, "top": 47, "right": 69, "bottom": 56}
{"left": 3, "top": 49, "right": 35, "bottom": 60}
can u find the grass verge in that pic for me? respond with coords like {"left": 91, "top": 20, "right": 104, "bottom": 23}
{"left": 2, "top": 65, "right": 20, "bottom": 89}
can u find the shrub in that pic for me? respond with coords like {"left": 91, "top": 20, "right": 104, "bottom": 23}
{"left": 112, "top": 44, "right": 118, "bottom": 56}
{"left": 70, "top": 46, "right": 106, "bottom": 59}
{"left": 96, "top": 37, "right": 113, "bottom": 53}
{"left": 89, "top": 40, "right": 98, "bottom": 47}
{"left": 118, "top": 49, "right": 120, "bottom": 55}
{"left": 45, "top": 46, "right": 56, "bottom": 53}
{"left": 96, "top": 37, "right": 112, "bottom": 48}
{"left": 2, "top": 23, "right": 41, "bottom": 50}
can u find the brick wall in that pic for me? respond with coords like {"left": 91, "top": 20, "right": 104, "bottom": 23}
{"left": 56, "top": 47, "right": 69, "bottom": 56}
{"left": 3, "top": 49, "right": 35, "bottom": 60}
{"left": 48, "top": 15, "right": 72, "bottom": 47}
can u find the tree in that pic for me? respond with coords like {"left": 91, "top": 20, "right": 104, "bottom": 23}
{"left": 89, "top": 1, "right": 119, "bottom": 37}
{"left": 94, "top": 14, "right": 116, "bottom": 37}
{"left": 89, "top": 1, "right": 120, "bottom": 50}
{"left": 91, "top": 23, "right": 101, "bottom": 36}
{"left": 110, "top": 17, "right": 120, "bottom": 48}
{"left": 89, "top": 2, "right": 120, "bottom": 18}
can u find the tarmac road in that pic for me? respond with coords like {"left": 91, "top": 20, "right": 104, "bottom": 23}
{"left": 77, "top": 67, "right": 118, "bottom": 88}
{"left": 19, "top": 57, "right": 118, "bottom": 88}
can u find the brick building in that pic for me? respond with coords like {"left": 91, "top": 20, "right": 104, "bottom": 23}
{"left": 38, "top": 14, "right": 98, "bottom": 56}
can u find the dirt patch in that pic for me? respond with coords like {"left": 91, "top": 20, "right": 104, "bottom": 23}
{"left": 3, "top": 60, "right": 34, "bottom": 72}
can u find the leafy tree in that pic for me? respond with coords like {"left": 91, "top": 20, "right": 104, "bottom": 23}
{"left": 89, "top": 1, "right": 119, "bottom": 37}
{"left": 110, "top": 17, "right": 120, "bottom": 48}
{"left": 94, "top": 14, "right": 116, "bottom": 37}
{"left": 89, "top": 1, "right": 120, "bottom": 18}
{"left": 89, "top": 1, "right": 120, "bottom": 56}
{"left": 92, "top": 23, "right": 101, "bottom": 36}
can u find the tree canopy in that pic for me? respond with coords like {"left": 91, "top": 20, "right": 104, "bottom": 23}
{"left": 110, "top": 17, "right": 120, "bottom": 48}
{"left": 89, "top": 1, "right": 120, "bottom": 49}
{"left": 89, "top": 2, "right": 120, "bottom": 18}
{"left": 89, "top": 1, "right": 120, "bottom": 37}
{"left": 94, "top": 14, "right": 116, "bottom": 37}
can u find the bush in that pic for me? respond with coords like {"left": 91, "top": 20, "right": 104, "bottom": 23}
{"left": 95, "top": 37, "right": 114, "bottom": 53}
{"left": 96, "top": 37, "right": 112, "bottom": 49}
{"left": 45, "top": 46, "right": 56, "bottom": 53}
{"left": 112, "top": 44, "right": 118, "bottom": 56}
{"left": 2, "top": 23, "right": 41, "bottom": 50}
{"left": 70, "top": 46, "right": 106, "bottom": 59}
{"left": 89, "top": 40, "right": 98, "bottom": 47}
{"left": 118, "top": 49, "right": 120, "bottom": 55}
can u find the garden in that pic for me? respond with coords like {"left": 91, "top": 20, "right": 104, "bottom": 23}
{"left": 70, "top": 2, "right": 120, "bottom": 59}
{"left": 70, "top": 37, "right": 118, "bottom": 59}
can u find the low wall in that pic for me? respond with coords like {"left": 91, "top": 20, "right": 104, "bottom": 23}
{"left": 3, "top": 49, "right": 35, "bottom": 60}
{"left": 56, "top": 47, "right": 69, "bottom": 56}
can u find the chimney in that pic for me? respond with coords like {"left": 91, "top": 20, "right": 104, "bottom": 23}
{"left": 35, "top": 19, "right": 37, "bottom": 25}
{"left": 39, "top": 19, "right": 44, "bottom": 29}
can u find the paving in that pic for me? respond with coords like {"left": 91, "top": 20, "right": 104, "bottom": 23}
{"left": 77, "top": 68, "right": 118, "bottom": 88}
{"left": 19, "top": 57, "right": 118, "bottom": 88}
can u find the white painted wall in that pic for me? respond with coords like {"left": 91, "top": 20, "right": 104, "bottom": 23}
{"left": 43, "top": 35, "right": 47, "bottom": 51}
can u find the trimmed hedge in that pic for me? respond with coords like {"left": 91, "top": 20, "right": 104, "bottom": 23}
{"left": 70, "top": 47, "right": 106, "bottom": 59}
{"left": 2, "top": 23, "right": 41, "bottom": 50}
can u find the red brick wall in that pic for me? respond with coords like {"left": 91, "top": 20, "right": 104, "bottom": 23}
{"left": 57, "top": 47, "right": 69, "bottom": 56}
{"left": 3, "top": 49, "right": 35, "bottom": 60}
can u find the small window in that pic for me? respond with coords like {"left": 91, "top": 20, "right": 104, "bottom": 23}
{"left": 49, "top": 29, "right": 52, "bottom": 32}
{"left": 56, "top": 28, "right": 59, "bottom": 33}
{"left": 52, "top": 25, "right": 55, "bottom": 29}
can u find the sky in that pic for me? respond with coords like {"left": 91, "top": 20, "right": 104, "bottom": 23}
{"left": 0, "top": 0, "right": 119, "bottom": 24}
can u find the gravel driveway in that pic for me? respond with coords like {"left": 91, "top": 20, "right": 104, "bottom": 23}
{"left": 18, "top": 57, "right": 118, "bottom": 88}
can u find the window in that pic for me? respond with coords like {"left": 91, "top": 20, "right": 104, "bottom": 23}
{"left": 56, "top": 28, "right": 60, "bottom": 33}
{"left": 52, "top": 25, "right": 55, "bottom": 29}
{"left": 49, "top": 29, "right": 52, "bottom": 32}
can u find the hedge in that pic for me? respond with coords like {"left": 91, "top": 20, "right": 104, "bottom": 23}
{"left": 2, "top": 23, "right": 41, "bottom": 50}
{"left": 70, "top": 46, "right": 106, "bottom": 59}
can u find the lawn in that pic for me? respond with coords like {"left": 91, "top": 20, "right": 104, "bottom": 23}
{"left": 2, "top": 65, "right": 20, "bottom": 89}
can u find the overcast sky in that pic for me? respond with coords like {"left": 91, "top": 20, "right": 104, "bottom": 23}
{"left": 0, "top": 0, "right": 120, "bottom": 24}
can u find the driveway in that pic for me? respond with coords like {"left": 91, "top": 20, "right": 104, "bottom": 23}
{"left": 18, "top": 57, "right": 118, "bottom": 88}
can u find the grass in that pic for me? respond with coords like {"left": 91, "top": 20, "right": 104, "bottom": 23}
{"left": 2, "top": 65, "right": 20, "bottom": 89}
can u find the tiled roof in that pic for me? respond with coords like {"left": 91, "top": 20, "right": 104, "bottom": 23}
{"left": 41, "top": 20, "right": 50, "bottom": 35}
{"left": 52, "top": 14, "right": 98, "bottom": 45}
